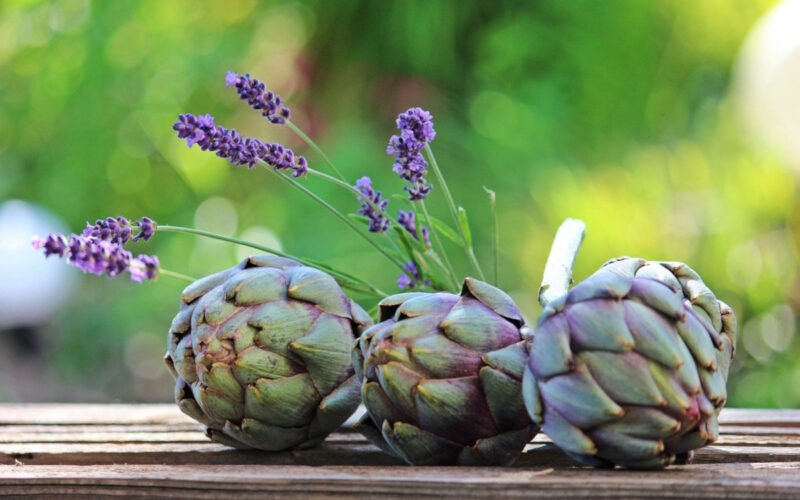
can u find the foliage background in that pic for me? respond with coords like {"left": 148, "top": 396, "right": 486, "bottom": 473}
{"left": 1, "top": 0, "right": 797, "bottom": 408}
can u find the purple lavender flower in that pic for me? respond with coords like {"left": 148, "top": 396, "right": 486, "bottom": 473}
{"left": 173, "top": 113, "right": 308, "bottom": 177}
{"left": 397, "top": 209, "right": 431, "bottom": 247}
{"left": 130, "top": 255, "right": 159, "bottom": 282}
{"left": 67, "top": 236, "right": 131, "bottom": 277}
{"left": 387, "top": 107, "right": 436, "bottom": 200}
{"left": 397, "top": 210, "right": 418, "bottom": 239}
{"left": 32, "top": 234, "right": 69, "bottom": 258}
{"left": 134, "top": 216, "right": 156, "bottom": 242}
{"left": 355, "top": 176, "right": 389, "bottom": 233}
{"left": 397, "top": 261, "right": 431, "bottom": 289}
{"left": 226, "top": 72, "right": 291, "bottom": 125}
{"left": 82, "top": 216, "right": 132, "bottom": 245}
{"left": 397, "top": 273, "right": 414, "bottom": 289}
{"left": 421, "top": 226, "right": 431, "bottom": 248}
{"left": 396, "top": 107, "right": 436, "bottom": 144}
{"left": 33, "top": 215, "right": 160, "bottom": 282}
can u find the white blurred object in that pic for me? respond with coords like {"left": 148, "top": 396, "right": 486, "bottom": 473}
{"left": 235, "top": 226, "right": 283, "bottom": 261}
{"left": 0, "top": 200, "right": 77, "bottom": 329}
{"left": 734, "top": 0, "right": 800, "bottom": 169}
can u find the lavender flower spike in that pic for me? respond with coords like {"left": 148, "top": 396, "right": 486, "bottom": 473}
{"left": 33, "top": 215, "right": 160, "bottom": 282}
{"left": 226, "top": 72, "right": 291, "bottom": 125}
{"left": 387, "top": 107, "right": 436, "bottom": 200}
{"left": 130, "top": 255, "right": 159, "bottom": 282}
{"left": 397, "top": 209, "right": 431, "bottom": 247}
{"left": 397, "top": 210, "right": 418, "bottom": 239}
{"left": 397, "top": 261, "right": 431, "bottom": 289}
{"left": 82, "top": 216, "right": 132, "bottom": 244}
{"left": 32, "top": 234, "right": 69, "bottom": 258}
{"left": 134, "top": 216, "right": 156, "bottom": 242}
{"left": 355, "top": 176, "right": 389, "bottom": 233}
{"left": 173, "top": 113, "right": 308, "bottom": 177}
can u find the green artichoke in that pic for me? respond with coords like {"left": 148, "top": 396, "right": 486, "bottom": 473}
{"left": 164, "top": 255, "right": 372, "bottom": 451}
{"left": 353, "top": 278, "right": 538, "bottom": 465}
{"left": 523, "top": 257, "right": 736, "bottom": 469}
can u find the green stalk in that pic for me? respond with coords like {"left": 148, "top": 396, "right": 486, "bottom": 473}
{"left": 262, "top": 166, "right": 407, "bottom": 273}
{"left": 306, "top": 168, "right": 453, "bottom": 287}
{"left": 307, "top": 169, "right": 407, "bottom": 227}
{"left": 157, "top": 224, "right": 388, "bottom": 297}
{"left": 483, "top": 187, "right": 499, "bottom": 286}
{"left": 285, "top": 120, "right": 347, "bottom": 182}
{"left": 419, "top": 200, "right": 459, "bottom": 290}
{"left": 424, "top": 144, "right": 486, "bottom": 280}
{"left": 158, "top": 268, "right": 196, "bottom": 282}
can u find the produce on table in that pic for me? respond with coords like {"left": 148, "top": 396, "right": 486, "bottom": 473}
{"left": 32, "top": 71, "right": 738, "bottom": 469}
{"left": 164, "top": 255, "right": 372, "bottom": 450}
{"left": 352, "top": 278, "right": 537, "bottom": 465}
{"left": 523, "top": 220, "right": 737, "bottom": 469}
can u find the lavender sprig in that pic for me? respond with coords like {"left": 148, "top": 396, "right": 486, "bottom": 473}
{"left": 397, "top": 261, "right": 431, "bottom": 289}
{"left": 33, "top": 233, "right": 159, "bottom": 281}
{"left": 355, "top": 177, "right": 389, "bottom": 233}
{"left": 82, "top": 216, "right": 132, "bottom": 244}
{"left": 397, "top": 209, "right": 431, "bottom": 247}
{"left": 387, "top": 107, "right": 436, "bottom": 201}
{"left": 33, "top": 216, "right": 160, "bottom": 282}
{"left": 134, "top": 216, "right": 156, "bottom": 242}
{"left": 226, "top": 72, "right": 291, "bottom": 125}
{"left": 173, "top": 113, "right": 308, "bottom": 177}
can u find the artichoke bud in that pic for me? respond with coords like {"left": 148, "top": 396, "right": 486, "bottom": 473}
{"left": 165, "top": 256, "right": 372, "bottom": 451}
{"left": 353, "top": 277, "right": 538, "bottom": 465}
{"left": 523, "top": 257, "right": 736, "bottom": 469}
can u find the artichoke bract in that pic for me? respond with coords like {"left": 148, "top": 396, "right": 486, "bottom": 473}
{"left": 353, "top": 278, "right": 538, "bottom": 465}
{"left": 523, "top": 257, "right": 737, "bottom": 469}
{"left": 164, "top": 255, "right": 372, "bottom": 451}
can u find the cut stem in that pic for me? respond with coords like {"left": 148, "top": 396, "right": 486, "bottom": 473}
{"left": 424, "top": 144, "right": 485, "bottom": 280}
{"left": 539, "top": 218, "right": 586, "bottom": 307}
{"left": 286, "top": 120, "right": 347, "bottom": 182}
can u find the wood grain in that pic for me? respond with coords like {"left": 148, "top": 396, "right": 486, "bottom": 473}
{"left": 0, "top": 405, "right": 797, "bottom": 498}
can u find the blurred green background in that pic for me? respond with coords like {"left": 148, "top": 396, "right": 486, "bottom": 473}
{"left": 1, "top": 0, "right": 798, "bottom": 408}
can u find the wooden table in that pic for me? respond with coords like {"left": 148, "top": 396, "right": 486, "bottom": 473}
{"left": 0, "top": 405, "right": 797, "bottom": 498}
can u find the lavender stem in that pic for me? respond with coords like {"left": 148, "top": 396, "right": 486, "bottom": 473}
{"left": 285, "top": 120, "right": 347, "bottom": 182}
{"left": 424, "top": 144, "right": 486, "bottom": 281}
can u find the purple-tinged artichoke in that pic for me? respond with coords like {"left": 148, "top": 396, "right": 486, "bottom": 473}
{"left": 353, "top": 278, "right": 538, "bottom": 465}
{"left": 523, "top": 257, "right": 737, "bottom": 469}
{"left": 164, "top": 255, "right": 372, "bottom": 451}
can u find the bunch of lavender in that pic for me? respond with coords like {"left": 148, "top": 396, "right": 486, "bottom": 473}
{"left": 33, "top": 217, "right": 160, "bottom": 282}
{"left": 35, "top": 70, "right": 499, "bottom": 298}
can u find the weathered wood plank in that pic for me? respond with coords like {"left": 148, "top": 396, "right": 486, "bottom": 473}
{"left": 1, "top": 441, "right": 798, "bottom": 467}
{"left": 0, "top": 405, "right": 797, "bottom": 497}
{"left": 1, "top": 428, "right": 797, "bottom": 446}
{"left": 2, "top": 405, "right": 796, "bottom": 427}
{"left": 0, "top": 404, "right": 193, "bottom": 425}
{"left": 0, "top": 463, "right": 798, "bottom": 499}
{"left": 718, "top": 409, "right": 800, "bottom": 426}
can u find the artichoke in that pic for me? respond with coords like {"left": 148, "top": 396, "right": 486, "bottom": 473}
{"left": 164, "top": 255, "right": 372, "bottom": 451}
{"left": 353, "top": 277, "right": 538, "bottom": 465}
{"left": 523, "top": 257, "right": 737, "bottom": 469}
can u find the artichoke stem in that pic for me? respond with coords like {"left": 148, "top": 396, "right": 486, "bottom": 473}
{"left": 538, "top": 218, "right": 586, "bottom": 307}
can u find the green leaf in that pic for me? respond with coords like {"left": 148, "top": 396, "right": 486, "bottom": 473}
{"left": 458, "top": 206, "right": 472, "bottom": 248}
{"left": 428, "top": 216, "right": 461, "bottom": 247}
